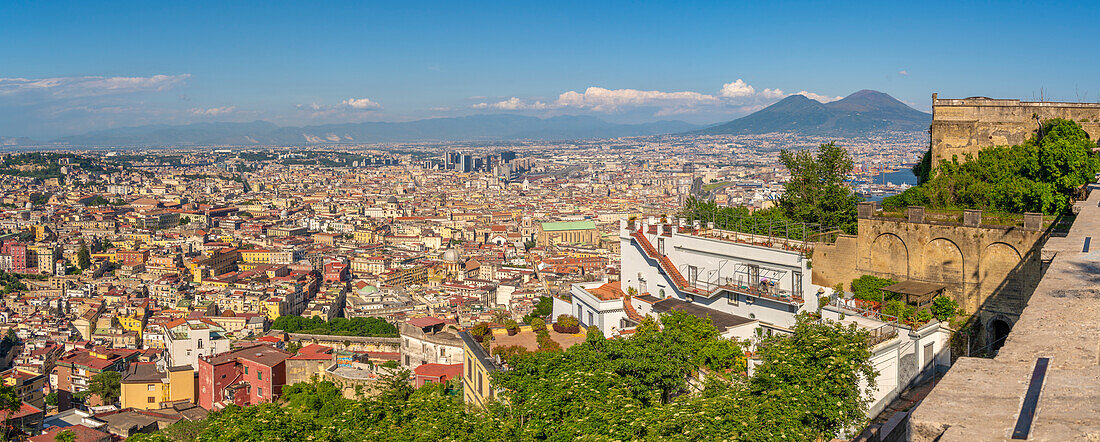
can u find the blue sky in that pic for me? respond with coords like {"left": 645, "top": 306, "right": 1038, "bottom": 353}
{"left": 2, "top": 0, "right": 1099, "bottom": 139}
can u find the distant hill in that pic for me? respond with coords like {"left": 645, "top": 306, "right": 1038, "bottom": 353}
{"left": 697, "top": 90, "right": 930, "bottom": 135}
{"left": 0, "top": 136, "right": 37, "bottom": 148}
{"left": 52, "top": 115, "right": 700, "bottom": 146}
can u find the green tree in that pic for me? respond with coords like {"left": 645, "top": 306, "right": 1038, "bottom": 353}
{"left": 777, "top": 141, "right": 863, "bottom": 233}
{"left": 885, "top": 118, "right": 1099, "bottom": 215}
{"left": 88, "top": 371, "right": 122, "bottom": 405}
{"left": 750, "top": 314, "right": 878, "bottom": 439}
{"left": 850, "top": 275, "right": 897, "bottom": 303}
{"left": 54, "top": 429, "right": 75, "bottom": 442}
{"left": 77, "top": 243, "right": 91, "bottom": 270}
{"left": 0, "top": 384, "right": 21, "bottom": 439}
{"left": 931, "top": 295, "right": 960, "bottom": 322}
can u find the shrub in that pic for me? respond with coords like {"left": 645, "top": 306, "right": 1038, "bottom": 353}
{"left": 470, "top": 322, "right": 491, "bottom": 342}
{"left": 882, "top": 299, "right": 914, "bottom": 322}
{"left": 530, "top": 317, "right": 546, "bottom": 331}
{"left": 504, "top": 319, "right": 519, "bottom": 335}
{"left": 493, "top": 345, "right": 528, "bottom": 363}
{"left": 850, "top": 275, "right": 897, "bottom": 303}
{"left": 536, "top": 330, "right": 562, "bottom": 352}
{"left": 915, "top": 309, "right": 933, "bottom": 324}
{"left": 930, "top": 296, "right": 960, "bottom": 321}
{"left": 553, "top": 315, "right": 580, "bottom": 334}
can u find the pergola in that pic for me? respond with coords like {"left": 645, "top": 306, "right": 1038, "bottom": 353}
{"left": 881, "top": 280, "right": 946, "bottom": 310}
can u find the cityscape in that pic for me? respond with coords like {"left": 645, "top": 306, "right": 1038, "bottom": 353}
{"left": 1, "top": 2, "right": 1100, "bottom": 441}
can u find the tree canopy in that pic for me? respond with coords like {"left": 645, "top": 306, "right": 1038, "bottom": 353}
{"left": 885, "top": 118, "right": 1100, "bottom": 215}
{"left": 269, "top": 315, "right": 397, "bottom": 337}
{"left": 777, "top": 141, "right": 862, "bottom": 234}
{"left": 678, "top": 142, "right": 863, "bottom": 237}
{"left": 132, "top": 313, "right": 876, "bottom": 441}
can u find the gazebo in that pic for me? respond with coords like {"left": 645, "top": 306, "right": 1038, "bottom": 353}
{"left": 881, "top": 280, "right": 946, "bottom": 310}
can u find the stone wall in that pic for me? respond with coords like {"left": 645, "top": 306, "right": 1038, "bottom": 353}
{"left": 813, "top": 203, "right": 1047, "bottom": 332}
{"left": 930, "top": 93, "right": 1100, "bottom": 167}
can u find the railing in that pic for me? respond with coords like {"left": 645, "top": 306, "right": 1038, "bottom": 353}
{"left": 687, "top": 228, "right": 815, "bottom": 254}
{"left": 632, "top": 229, "right": 803, "bottom": 304}
{"left": 868, "top": 324, "right": 899, "bottom": 346}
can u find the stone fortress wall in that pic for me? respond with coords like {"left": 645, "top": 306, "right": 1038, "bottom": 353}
{"left": 930, "top": 93, "right": 1100, "bottom": 167}
{"left": 812, "top": 204, "right": 1047, "bottom": 344}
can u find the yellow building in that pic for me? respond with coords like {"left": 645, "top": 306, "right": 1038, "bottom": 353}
{"left": 240, "top": 249, "right": 272, "bottom": 264}
{"left": 117, "top": 313, "right": 146, "bottom": 340}
{"left": 460, "top": 332, "right": 498, "bottom": 408}
{"left": 354, "top": 230, "right": 376, "bottom": 244}
{"left": 263, "top": 298, "right": 285, "bottom": 321}
{"left": 121, "top": 364, "right": 196, "bottom": 410}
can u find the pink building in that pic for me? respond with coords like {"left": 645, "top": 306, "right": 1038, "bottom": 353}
{"left": 197, "top": 344, "right": 291, "bottom": 410}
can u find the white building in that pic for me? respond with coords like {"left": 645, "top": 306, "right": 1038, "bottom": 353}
{"left": 618, "top": 217, "right": 818, "bottom": 330}
{"left": 164, "top": 319, "right": 231, "bottom": 369}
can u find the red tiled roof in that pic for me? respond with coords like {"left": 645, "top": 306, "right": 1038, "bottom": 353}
{"left": 406, "top": 317, "right": 445, "bottom": 328}
{"left": 414, "top": 363, "right": 463, "bottom": 379}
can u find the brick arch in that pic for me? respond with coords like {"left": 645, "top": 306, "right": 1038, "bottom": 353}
{"left": 870, "top": 233, "right": 908, "bottom": 278}
{"left": 923, "top": 238, "right": 964, "bottom": 283}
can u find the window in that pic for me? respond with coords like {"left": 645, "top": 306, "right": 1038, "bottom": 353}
{"left": 148, "top": 397, "right": 155, "bottom": 403}
{"left": 197, "top": 339, "right": 203, "bottom": 349}
{"left": 687, "top": 265, "right": 698, "bottom": 285}
{"left": 258, "top": 371, "right": 262, "bottom": 380}
{"left": 244, "top": 366, "right": 248, "bottom": 375}
{"left": 147, "top": 385, "right": 155, "bottom": 391}
{"left": 258, "top": 387, "right": 263, "bottom": 397}
{"left": 727, "top": 292, "right": 738, "bottom": 306}
{"left": 467, "top": 357, "right": 472, "bottom": 378}
{"left": 440, "top": 348, "right": 445, "bottom": 357}
{"left": 588, "top": 312, "right": 594, "bottom": 326}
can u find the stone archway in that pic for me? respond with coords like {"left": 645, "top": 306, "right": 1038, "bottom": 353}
{"left": 979, "top": 242, "right": 1023, "bottom": 310}
{"left": 987, "top": 315, "right": 1013, "bottom": 354}
{"left": 870, "top": 233, "right": 909, "bottom": 278}
{"left": 923, "top": 238, "right": 964, "bottom": 283}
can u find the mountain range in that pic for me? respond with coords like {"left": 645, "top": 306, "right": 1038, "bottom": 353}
{"left": 41, "top": 115, "right": 699, "bottom": 147}
{"left": 695, "top": 89, "right": 930, "bottom": 135}
{"left": 1, "top": 90, "right": 928, "bottom": 147}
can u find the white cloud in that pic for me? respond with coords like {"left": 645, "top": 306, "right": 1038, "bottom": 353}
{"left": 719, "top": 79, "right": 755, "bottom": 98}
{"left": 792, "top": 91, "right": 843, "bottom": 103}
{"left": 341, "top": 97, "right": 382, "bottom": 110}
{"left": 0, "top": 74, "right": 190, "bottom": 98}
{"left": 467, "top": 80, "right": 840, "bottom": 117}
{"left": 473, "top": 97, "right": 550, "bottom": 110}
{"left": 190, "top": 106, "right": 236, "bottom": 116}
{"left": 555, "top": 87, "right": 719, "bottom": 112}
{"left": 898, "top": 70, "right": 909, "bottom": 76}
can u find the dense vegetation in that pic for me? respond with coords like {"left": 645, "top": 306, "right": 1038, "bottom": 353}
{"left": 885, "top": 118, "right": 1100, "bottom": 215}
{"left": 850, "top": 275, "right": 897, "bottom": 303}
{"left": 0, "top": 152, "right": 110, "bottom": 181}
{"left": 679, "top": 142, "right": 862, "bottom": 237}
{"left": 134, "top": 312, "right": 877, "bottom": 441}
{"left": 270, "top": 315, "right": 397, "bottom": 337}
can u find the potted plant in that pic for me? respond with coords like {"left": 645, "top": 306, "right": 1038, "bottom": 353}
{"left": 504, "top": 319, "right": 519, "bottom": 336}
{"left": 552, "top": 314, "right": 580, "bottom": 334}
{"left": 470, "top": 322, "right": 490, "bottom": 342}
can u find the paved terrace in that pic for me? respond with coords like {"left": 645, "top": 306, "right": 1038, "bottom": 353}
{"left": 910, "top": 183, "right": 1100, "bottom": 441}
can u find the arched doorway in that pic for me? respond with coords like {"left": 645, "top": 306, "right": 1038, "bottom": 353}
{"left": 988, "top": 318, "right": 1012, "bottom": 353}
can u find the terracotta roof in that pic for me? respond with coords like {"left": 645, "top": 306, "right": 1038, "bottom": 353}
{"left": 406, "top": 317, "right": 445, "bottom": 328}
{"left": 587, "top": 281, "right": 625, "bottom": 301}
{"left": 413, "top": 363, "right": 463, "bottom": 379}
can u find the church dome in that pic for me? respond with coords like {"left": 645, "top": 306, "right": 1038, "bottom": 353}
{"left": 442, "top": 248, "right": 461, "bottom": 263}
{"left": 386, "top": 195, "right": 399, "bottom": 204}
